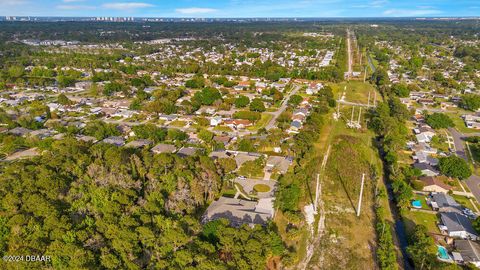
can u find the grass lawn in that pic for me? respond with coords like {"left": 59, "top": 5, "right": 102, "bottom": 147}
{"left": 253, "top": 184, "right": 271, "bottom": 193}
{"left": 451, "top": 194, "right": 478, "bottom": 211}
{"left": 403, "top": 210, "right": 439, "bottom": 235}
{"left": 445, "top": 110, "right": 478, "bottom": 134}
{"left": 247, "top": 113, "right": 273, "bottom": 131}
{"left": 169, "top": 120, "right": 186, "bottom": 127}
{"left": 213, "top": 125, "right": 233, "bottom": 132}
{"left": 330, "top": 80, "right": 381, "bottom": 104}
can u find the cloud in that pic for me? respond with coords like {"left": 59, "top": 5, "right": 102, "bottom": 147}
{"left": 56, "top": 4, "right": 95, "bottom": 10}
{"left": 175, "top": 7, "right": 218, "bottom": 14}
{"left": 102, "top": 2, "right": 154, "bottom": 10}
{"left": 62, "top": 0, "right": 84, "bottom": 3}
{"left": 353, "top": 0, "right": 388, "bottom": 8}
{"left": 383, "top": 8, "right": 442, "bottom": 17}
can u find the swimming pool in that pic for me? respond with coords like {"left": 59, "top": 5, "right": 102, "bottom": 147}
{"left": 411, "top": 200, "right": 422, "bottom": 209}
{"left": 437, "top": 245, "right": 450, "bottom": 260}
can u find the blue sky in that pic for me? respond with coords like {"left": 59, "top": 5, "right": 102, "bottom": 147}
{"left": 0, "top": 0, "right": 479, "bottom": 17}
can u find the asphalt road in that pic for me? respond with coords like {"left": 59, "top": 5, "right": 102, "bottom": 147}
{"left": 265, "top": 84, "right": 300, "bottom": 130}
{"left": 448, "top": 128, "right": 480, "bottom": 202}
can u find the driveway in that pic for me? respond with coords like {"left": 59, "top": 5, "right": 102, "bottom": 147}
{"left": 448, "top": 128, "right": 480, "bottom": 202}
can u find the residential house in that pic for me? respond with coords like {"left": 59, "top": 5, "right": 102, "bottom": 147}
{"left": 235, "top": 152, "right": 261, "bottom": 168}
{"left": 419, "top": 176, "right": 453, "bottom": 193}
{"left": 213, "top": 136, "right": 231, "bottom": 146}
{"left": 414, "top": 163, "right": 439, "bottom": 177}
{"left": 266, "top": 156, "right": 293, "bottom": 174}
{"left": 439, "top": 212, "right": 478, "bottom": 240}
{"left": 177, "top": 147, "right": 203, "bottom": 157}
{"left": 125, "top": 139, "right": 153, "bottom": 149}
{"left": 151, "top": 143, "right": 177, "bottom": 154}
{"left": 430, "top": 192, "right": 462, "bottom": 212}
{"left": 202, "top": 197, "right": 274, "bottom": 227}
{"left": 454, "top": 240, "right": 480, "bottom": 267}
{"left": 224, "top": 119, "right": 252, "bottom": 130}
{"left": 102, "top": 136, "right": 125, "bottom": 146}
{"left": 210, "top": 116, "right": 223, "bottom": 127}
{"left": 8, "top": 127, "right": 32, "bottom": 137}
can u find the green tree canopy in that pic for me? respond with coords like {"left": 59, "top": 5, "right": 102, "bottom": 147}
{"left": 438, "top": 156, "right": 472, "bottom": 179}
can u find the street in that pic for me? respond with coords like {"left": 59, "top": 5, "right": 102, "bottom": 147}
{"left": 265, "top": 84, "right": 301, "bottom": 130}
{"left": 448, "top": 128, "right": 480, "bottom": 203}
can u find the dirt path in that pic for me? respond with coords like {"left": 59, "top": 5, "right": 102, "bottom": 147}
{"left": 298, "top": 145, "right": 331, "bottom": 270}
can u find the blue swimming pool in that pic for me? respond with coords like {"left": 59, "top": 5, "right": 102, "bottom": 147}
{"left": 411, "top": 200, "right": 422, "bottom": 208}
{"left": 438, "top": 245, "right": 449, "bottom": 260}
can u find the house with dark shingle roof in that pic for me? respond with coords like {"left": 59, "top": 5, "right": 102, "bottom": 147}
{"left": 151, "top": 143, "right": 177, "bottom": 154}
{"left": 454, "top": 240, "right": 480, "bottom": 267}
{"left": 439, "top": 212, "right": 478, "bottom": 240}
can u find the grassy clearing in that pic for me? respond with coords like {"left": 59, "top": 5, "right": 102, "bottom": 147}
{"left": 253, "top": 184, "right": 271, "bottom": 193}
{"left": 248, "top": 113, "right": 273, "bottom": 131}
{"left": 330, "top": 81, "right": 380, "bottom": 104}
{"left": 169, "top": 120, "right": 186, "bottom": 127}
{"left": 306, "top": 107, "right": 384, "bottom": 269}
{"left": 403, "top": 210, "right": 439, "bottom": 235}
{"left": 213, "top": 125, "right": 233, "bottom": 132}
{"left": 451, "top": 194, "right": 478, "bottom": 211}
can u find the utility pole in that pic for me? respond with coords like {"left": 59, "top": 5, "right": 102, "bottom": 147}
{"left": 357, "top": 173, "right": 365, "bottom": 217}
{"left": 358, "top": 107, "right": 362, "bottom": 125}
{"left": 314, "top": 173, "right": 320, "bottom": 212}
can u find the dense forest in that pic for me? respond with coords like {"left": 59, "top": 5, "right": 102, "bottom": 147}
{"left": 0, "top": 138, "right": 285, "bottom": 269}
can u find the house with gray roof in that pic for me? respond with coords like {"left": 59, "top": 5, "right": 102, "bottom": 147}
{"left": 202, "top": 197, "right": 274, "bottom": 227}
{"left": 102, "top": 136, "right": 125, "bottom": 146}
{"left": 151, "top": 143, "right": 177, "bottom": 154}
{"left": 177, "top": 147, "right": 203, "bottom": 157}
{"left": 125, "top": 139, "right": 153, "bottom": 149}
{"left": 454, "top": 240, "right": 480, "bottom": 267}
{"left": 430, "top": 193, "right": 462, "bottom": 213}
{"left": 9, "top": 127, "right": 32, "bottom": 137}
{"left": 439, "top": 212, "right": 478, "bottom": 240}
{"left": 266, "top": 156, "right": 293, "bottom": 174}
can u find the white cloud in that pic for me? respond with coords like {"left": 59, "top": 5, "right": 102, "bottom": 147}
{"left": 175, "top": 7, "right": 218, "bottom": 14}
{"left": 383, "top": 8, "right": 442, "bottom": 17}
{"left": 102, "top": 2, "right": 154, "bottom": 10}
{"left": 56, "top": 4, "right": 94, "bottom": 10}
{"left": 62, "top": 0, "right": 85, "bottom": 3}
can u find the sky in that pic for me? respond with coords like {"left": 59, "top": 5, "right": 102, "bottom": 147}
{"left": 0, "top": 0, "right": 479, "bottom": 18}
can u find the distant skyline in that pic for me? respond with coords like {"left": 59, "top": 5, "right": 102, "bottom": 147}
{"left": 0, "top": 0, "right": 479, "bottom": 18}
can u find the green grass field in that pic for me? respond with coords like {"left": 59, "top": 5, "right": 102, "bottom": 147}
{"left": 403, "top": 210, "right": 439, "bottom": 235}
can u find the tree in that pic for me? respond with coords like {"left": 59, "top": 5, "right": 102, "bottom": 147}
{"left": 406, "top": 225, "right": 437, "bottom": 270}
{"left": 391, "top": 83, "right": 410, "bottom": 97}
{"left": 83, "top": 121, "right": 120, "bottom": 140}
{"left": 238, "top": 139, "right": 255, "bottom": 152}
{"left": 234, "top": 95, "right": 250, "bottom": 108}
{"left": 425, "top": 113, "right": 454, "bottom": 129}
{"left": 288, "top": 95, "right": 303, "bottom": 107}
{"left": 185, "top": 76, "right": 205, "bottom": 89}
{"left": 473, "top": 216, "right": 480, "bottom": 234}
{"left": 459, "top": 94, "right": 480, "bottom": 111}
{"left": 438, "top": 156, "right": 472, "bottom": 179}
{"left": 57, "top": 93, "right": 72, "bottom": 105}
{"left": 198, "top": 129, "right": 214, "bottom": 143}
{"left": 233, "top": 111, "right": 261, "bottom": 122}
{"left": 193, "top": 87, "right": 222, "bottom": 106}
{"left": 249, "top": 98, "right": 266, "bottom": 112}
